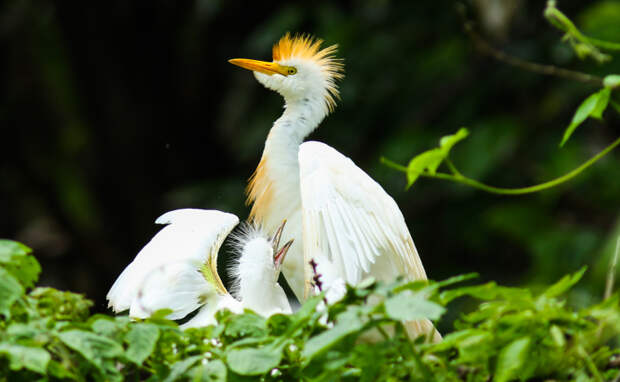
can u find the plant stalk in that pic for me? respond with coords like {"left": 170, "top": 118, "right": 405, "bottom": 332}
{"left": 382, "top": 136, "right": 620, "bottom": 195}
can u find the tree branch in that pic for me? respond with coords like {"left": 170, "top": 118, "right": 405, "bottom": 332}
{"left": 457, "top": 3, "right": 604, "bottom": 87}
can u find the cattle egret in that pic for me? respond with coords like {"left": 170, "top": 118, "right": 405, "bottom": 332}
{"left": 228, "top": 222, "right": 292, "bottom": 317}
{"left": 230, "top": 34, "right": 440, "bottom": 341}
{"left": 106, "top": 209, "right": 292, "bottom": 328}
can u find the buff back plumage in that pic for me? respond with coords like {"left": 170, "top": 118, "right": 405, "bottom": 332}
{"left": 272, "top": 33, "right": 344, "bottom": 113}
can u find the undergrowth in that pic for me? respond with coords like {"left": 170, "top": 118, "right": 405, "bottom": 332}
{"left": 1, "top": 239, "right": 619, "bottom": 381}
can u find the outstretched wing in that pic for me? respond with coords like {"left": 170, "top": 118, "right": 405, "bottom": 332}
{"left": 129, "top": 260, "right": 214, "bottom": 320}
{"left": 106, "top": 209, "right": 238, "bottom": 314}
{"left": 299, "top": 141, "right": 428, "bottom": 288}
{"left": 299, "top": 142, "right": 441, "bottom": 342}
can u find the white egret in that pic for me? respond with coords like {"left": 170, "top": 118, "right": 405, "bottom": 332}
{"left": 228, "top": 223, "right": 292, "bottom": 317}
{"left": 229, "top": 34, "right": 440, "bottom": 341}
{"left": 106, "top": 208, "right": 292, "bottom": 328}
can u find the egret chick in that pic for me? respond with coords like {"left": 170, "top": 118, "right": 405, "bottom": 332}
{"left": 229, "top": 223, "right": 293, "bottom": 317}
{"left": 106, "top": 209, "right": 292, "bottom": 329}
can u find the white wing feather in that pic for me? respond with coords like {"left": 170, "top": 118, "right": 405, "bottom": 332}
{"left": 129, "top": 261, "right": 213, "bottom": 320}
{"left": 181, "top": 294, "right": 242, "bottom": 329}
{"left": 106, "top": 208, "right": 239, "bottom": 313}
{"left": 299, "top": 142, "right": 440, "bottom": 342}
{"left": 299, "top": 141, "right": 428, "bottom": 287}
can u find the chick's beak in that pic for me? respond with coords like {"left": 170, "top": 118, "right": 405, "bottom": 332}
{"left": 274, "top": 239, "right": 293, "bottom": 271}
{"left": 271, "top": 220, "right": 293, "bottom": 276}
{"left": 228, "top": 58, "right": 289, "bottom": 76}
{"left": 270, "top": 219, "right": 286, "bottom": 253}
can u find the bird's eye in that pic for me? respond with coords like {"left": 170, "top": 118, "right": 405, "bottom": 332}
{"left": 287, "top": 67, "right": 297, "bottom": 75}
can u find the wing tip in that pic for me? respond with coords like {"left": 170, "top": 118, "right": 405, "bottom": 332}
{"left": 155, "top": 209, "right": 239, "bottom": 227}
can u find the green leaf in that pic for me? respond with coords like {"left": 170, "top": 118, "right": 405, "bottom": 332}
{"left": 7, "top": 321, "right": 45, "bottom": 339}
{"left": 226, "top": 344, "right": 283, "bottom": 376}
{"left": 301, "top": 307, "right": 366, "bottom": 362}
{"left": 125, "top": 323, "right": 160, "bottom": 365}
{"left": 439, "top": 127, "right": 469, "bottom": 155}
{"left": 47, "top": 359, "right": 76, "bottom": 379}
{"left": 494, "top": 337, "right": 532, "bottom": 382}
{"left": 590, "top": 87, "right": 611, "bottom": 120}
{"left": 148, "top": 308, "right": 174, "bottom": 320}
{"left": 224, "top": 312, "right": 267, "bottom": 339}
{"left": 603, "top": 74, "right": 620, "bottom": 89}
{"left": 406, "top": 149, "right": 444, "bottom": 187}
{"left": 0, "top": 343, "right": 51, "bottom": 374}
{"left": 15, "top": 255, "right": 41, "bottom": 289}
{"left": 92, "top": 317, "right": 123, "bottom": 339}
{"left": 164, "top": 355, "right": 202, "bottom": 382}
{"left": 560, "top": 91, "right": 603, "bottom": 146}
{"left": 0, "top": 239, "right": 31, "bottom": 260}
{"left": 455, "top": 331, "right": 493, "bottom": 363}
{"left": 439, "top": 281, "right": 529, "bottom": 305}
{"left": 190, "top": 360, "right": 228, "bottom": 381}
{"left": 543, "top": 266, "right": 586, "bottom": 298}
{"left": 29, "top": 287, "right": 93, "bottom": 321}
{"left": 384, "top": 290, "right": 445, "bottom": 321}
{"left": 550, "top": 325, "right": 566, "bottom": 348}
{"left": 0, "top": 240, "right": 40, "bottom": 289}
{"left": 291, "top": 295, "right": 322, "bottom": 323}
{"left": 0, "top": 268, "right": 24, "bottom": 317}
{"left": 58, "top": 330, "right": 124, "bottom": 371}
{"left": 433, "top": 272, "right": 479, "bottom": 289}
{"left": 405, "top": 128, "right": 470, "bottom": 188}
{"left": 266, "top": 313, "right": 293, "bottom": 336}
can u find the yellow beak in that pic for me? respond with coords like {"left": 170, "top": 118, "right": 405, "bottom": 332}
{"left": 228, "top": 58, "right": 289, "bottom": 76}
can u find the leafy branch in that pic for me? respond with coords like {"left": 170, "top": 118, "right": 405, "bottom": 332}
{"left": 1, "top": 239, "right": 620, "bottom": 381}
{"left": 382, "top": 129, "right": 620, "bottom": 194}
{"left": 385, "top": 3, "right": 620, "bottom": 194}
{"left": 458, "top": 10, "right": 603, "bottom": 86}
{"left": 544, "top": 0, "right": 620, "bottom": 63}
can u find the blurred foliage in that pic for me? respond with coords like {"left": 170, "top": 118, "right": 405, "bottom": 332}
{"left": 0, "top": 0, "right": 619, "bottom": 330}
{"left": 1, "top": 240, "right": 619, "bottom": 381}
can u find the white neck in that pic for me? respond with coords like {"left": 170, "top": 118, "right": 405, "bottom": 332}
{"left": 261, "top": 96, "right": 326, "bottom": 201}
{"left": 266, "top": 96, "right": 326, "bottom": 151}
{"left": 248, "top": 96, "right": 328, "bottom": 300}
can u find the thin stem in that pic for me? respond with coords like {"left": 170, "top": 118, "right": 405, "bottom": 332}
{"left": 604, "top": 236, "right": 620, "bottom": 301}
{"left": 380, "top": 157, "right": 407, "bottom": 172}
{"left": 457, "top": 4, "right": 604, "bottom": 86}
{"left": 428, "top": 136, "right": 619, "bottom": 194}
{"left": 375, "top": 322, "right": 391, "bottom": 341}
{"left": 545, "top": 1, "right": 620, "bottom": 52}
{"left": 444, "top": 157, "right": 463, "bottom": 178}
{"left": 578, "top": 345, "right": 604, "bottom": 382}
{"left": 383, "top": 136, "right": 620, "bottom": 195}
{"left": 587, "top": 37, "right": 620, "bottom": 52}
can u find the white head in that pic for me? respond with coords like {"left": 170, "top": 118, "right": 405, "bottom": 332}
{"left": 229, "top": 33, "right": 344, "bottom": 120}
{"left": 229, "top": 221, "right": 293, "bottom": 316}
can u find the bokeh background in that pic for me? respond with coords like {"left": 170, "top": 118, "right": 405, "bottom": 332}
{"left": 1, "top": 0, "right": 619, "bottom": 327}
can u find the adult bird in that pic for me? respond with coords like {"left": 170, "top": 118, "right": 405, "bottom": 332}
{"left": 229, "top": 34, "right": 439, "bottom": 341}
{"left": 106, "top": 209, "right": 292, "bottom": 328}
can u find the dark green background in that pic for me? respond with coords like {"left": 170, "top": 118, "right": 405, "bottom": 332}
{"left": 1, "top": 1, "right": 619, "bottom": 321}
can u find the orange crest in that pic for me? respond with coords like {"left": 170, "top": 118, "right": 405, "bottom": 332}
{"left": 272, "top": 33, "right": 344, "bottom": 112}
